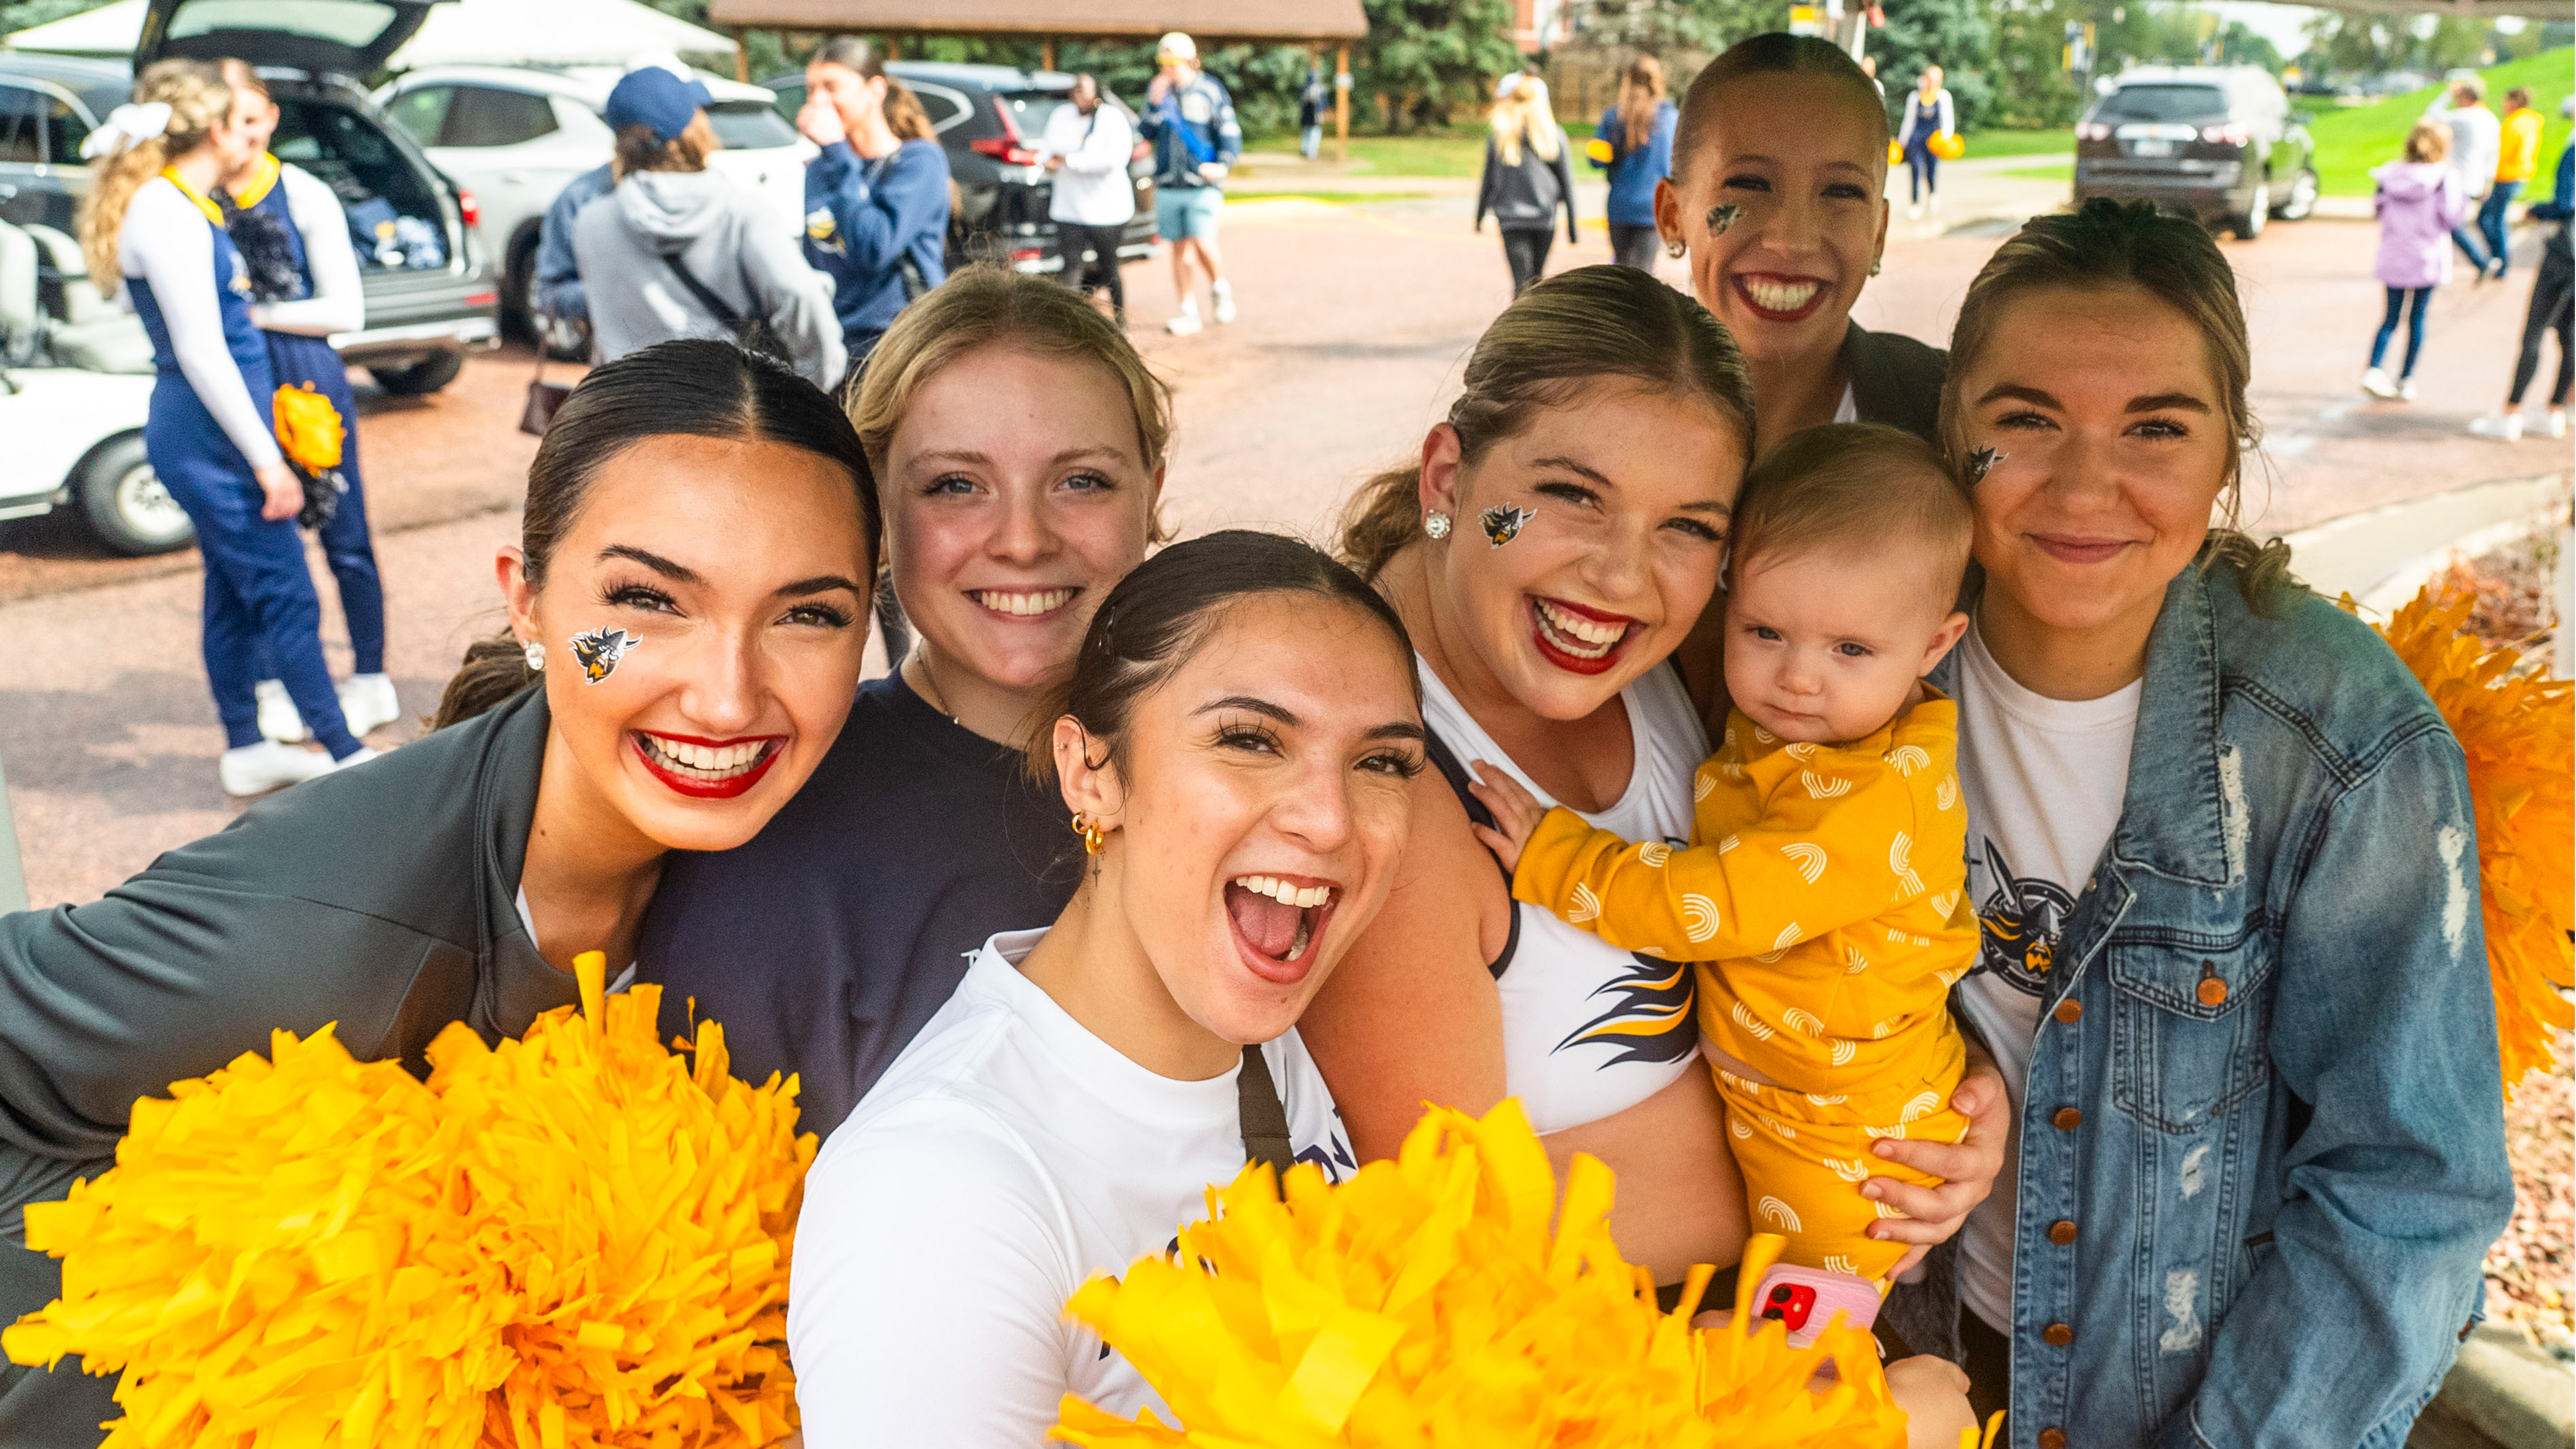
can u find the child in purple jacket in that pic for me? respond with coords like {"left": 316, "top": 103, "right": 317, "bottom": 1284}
{"left": 2364, "top": 120, "right": 2470, "bottom": 400}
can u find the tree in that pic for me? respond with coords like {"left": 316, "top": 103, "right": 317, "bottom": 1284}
{"left": 1354, "top": 0, "right": 1524, "bottom": 131}
{"left": 1563, "top": 0, "right": 1795, "bottom": 56}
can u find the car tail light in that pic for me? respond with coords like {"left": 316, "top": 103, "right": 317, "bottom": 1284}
{"left": 457, "top": 188, "right": 480, "bottom": 228}
{"left": 969, "top": 95, "right": 1043, "bottom": 165}
{"left": 465, "top": 291, "right": 498, "bottom": 308}
{"left": 1011, "top": 247, "right": 1042, "bottom": 262}
{"left": 2200, "top": 123, "right": 2250, "bottom": 146}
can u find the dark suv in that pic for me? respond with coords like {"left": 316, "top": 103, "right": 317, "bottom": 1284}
{"left": 2073, "top": 66, "right": 2319, "bottom": 240}
{"left": 0, "top": 0, "right": 497, "bottom": 393}
{"left": 760, "top": 61, "right": 1157, "bottom": 273}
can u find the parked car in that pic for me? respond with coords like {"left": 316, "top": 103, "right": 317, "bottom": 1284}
{"left": 758, "top": 61, "right": 1157, "bottom": 275}
{"left": 2073, "top": 65, "right": 2319, "bottom": 239}
{"left": 0, "top": 0, "right": 500, "bottom": 396}
{"left": 376, "top": 63, "right": 810, "bottom": 355}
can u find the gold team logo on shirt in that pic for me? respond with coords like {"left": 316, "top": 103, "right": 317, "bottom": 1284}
{"left": 804, "top": 207, "right": 841, "bottom": 251}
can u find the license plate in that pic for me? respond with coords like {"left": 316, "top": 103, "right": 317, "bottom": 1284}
{"left": 2132, "top": 140, "right": 2174, "bottom": 158}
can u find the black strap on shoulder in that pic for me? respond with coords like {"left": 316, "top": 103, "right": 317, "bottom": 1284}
{"left": 1422, "top": 729, "right": 1523, "bottom": 982}
{"left": 664, "top": 251, "right": 746, "bottom": 329}
{"left": 1238, "top": 1044, "right": 1293, "bottom": 1179}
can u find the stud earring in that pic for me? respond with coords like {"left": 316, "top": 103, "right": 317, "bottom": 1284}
{"left": 1423, "top": 510, "right": 1453, "bottom": 540}
{"left": 1664, "top": 235, "right": 1687, "bottom": 259}
{"left": 523, "top": 640, "right": 546, "bottom": 671}
{"left": 1071, "top": 811, "right": 1106, "bottom": 854}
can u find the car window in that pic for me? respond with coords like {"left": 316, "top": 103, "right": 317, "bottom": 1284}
{"left": 41, "top": 92, "right": 91, "bottom": 163}
{"left": 440, "top": 86, "right": 559, "bottom": 147}
{"left": 2098, "top": 84, "right": 2228, "bottom": 122}
{"left": 765, "top": 79, "right": 804, "bottom": 123}
{"left": 1001, "top": 90, "right": 1069, "bottom": 138}
{"left": 0, "top": 85, "right": 42, "bottom": 165}
{"left": 705, "top": 98, "right": 796, "bottom": 150}
{"left": 909, "top": 84, "right": 967, "bottom": 133}
{"left": 383, "top": 84, "right": 451, "bottom": 147}
{"left": 167, "top": 0, "right": 398, "bottom": 47}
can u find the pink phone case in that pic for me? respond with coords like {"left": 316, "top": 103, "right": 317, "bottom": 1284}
{"left": 1750, "top": 1263, "right": 1884, "bottom": 1347}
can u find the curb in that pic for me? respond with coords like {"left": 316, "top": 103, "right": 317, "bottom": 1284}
{"left": 2275, "top": 472, "right": 2572, "bottom": 611}
{"left": 2425, "top": 1326, "right": 2575, "bottom": 1449}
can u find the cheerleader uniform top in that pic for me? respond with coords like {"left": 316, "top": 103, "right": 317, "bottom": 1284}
{"left": 1417, "top": 659, "right": 1708, "bottom": 1135}
{"left": 119, "top": 171, "right": 281, "bottom": 471}
{"left": 225, "top": 153, "right": 365, "bottom": 339}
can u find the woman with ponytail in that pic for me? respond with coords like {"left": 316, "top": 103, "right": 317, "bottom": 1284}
{"left": 0, "top": 340, "right": 881, "bottom": 1445}
{"left": 1589, "top": 55, "right": 1676, "bottom": 274}
{"left": 80, "top": 58, "right": 368, "bottom": 796}
{"left": 795, "top": 36, "right": 951, "bottom": 361}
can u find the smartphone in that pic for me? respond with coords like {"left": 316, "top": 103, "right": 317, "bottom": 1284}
{"left": 1750, "top": 1263, "right": 1884, "bottom": 1348}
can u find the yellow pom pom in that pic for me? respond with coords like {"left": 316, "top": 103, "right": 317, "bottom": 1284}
{"left": 2360, "top": 586, "right": 2575, "bottom": 1099}
{"left": 1051, "top": 1101, "right": 1923, "bottom": 1448}
{"left": 271, "top": 383, "right": 345, "bottom": 473}
{"left": 4, "top": 950, "right": 817, "bottom": 1447}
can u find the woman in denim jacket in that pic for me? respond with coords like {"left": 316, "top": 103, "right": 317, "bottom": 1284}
{"left": 1880, "top": 198, "right": 2515, "bottom": 1448}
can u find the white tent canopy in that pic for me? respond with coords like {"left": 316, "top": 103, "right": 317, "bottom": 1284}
{"left": 3, "top": 0, "right": 738, "bottom": 69}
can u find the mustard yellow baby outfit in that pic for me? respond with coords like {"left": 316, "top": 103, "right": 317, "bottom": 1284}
{"left": 1511, "top": 694, "right": 1974, "bottom": 1278}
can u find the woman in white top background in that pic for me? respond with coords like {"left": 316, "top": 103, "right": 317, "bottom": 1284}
{"left": 1038, "top": 75, "right": 1138, "bottom": 329}
{"left": 788, "top": 530, "right": 1428, "bottom": 1446}
{"left": 1896, "top": 65, "right": 1958, "bottom": 221}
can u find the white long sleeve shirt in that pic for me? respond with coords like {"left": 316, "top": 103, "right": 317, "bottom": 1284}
{"left": 1898, "top": 87, "right": 1956, "bottom": 147}
{"left": 1036, "top": 102, "right": 1138, "bottom": 226}
{"left": 250, "top": 163, "right": 364, "bottom": 337}
{"left": 119, "top": 178, "right": 281, "bottom": 470}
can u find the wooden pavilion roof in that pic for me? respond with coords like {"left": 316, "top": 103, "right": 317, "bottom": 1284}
{"left": 704, "top": 0, "right": 1367, "bottom": 41}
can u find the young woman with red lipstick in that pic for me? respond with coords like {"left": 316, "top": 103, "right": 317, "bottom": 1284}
{"left": 788, "top": 531, "right": 1424, "bottom": 1446}
{"left": 636, "top": 266, "right": 1171, "bottom": 1139}
{"left": 1311, "top": 264, "right": 2011, "bottom": 1304}
{"left": 0, "top": 339, "right": 880, "bottom": 1440}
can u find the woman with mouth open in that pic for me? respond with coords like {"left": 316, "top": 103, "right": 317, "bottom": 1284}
{"left": 1309, "top": 264, "right": 2008, "bottom": 1316}
{"left": 634, "top": 267, "right": 1173, "bottom": 1140}
{"left": 786, "top": 530, "right": 1425, "bottom": 1446}
{"left": 0, "top": 339, "right": 881, "bottom": 1441}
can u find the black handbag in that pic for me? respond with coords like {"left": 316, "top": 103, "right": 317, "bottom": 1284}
{"left": 519, "top": 346, "right": 569, "bottom": 437}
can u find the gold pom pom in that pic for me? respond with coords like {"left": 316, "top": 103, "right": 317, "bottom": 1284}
{"left": 4, "top": 952, "right": 816, "bottom": 1447}
{"left": 2363, "top": 586, "right": 2574, "bottom": 1099}
{"left": 1051, "top": 1100, "right": 1982, "bottom": 1448}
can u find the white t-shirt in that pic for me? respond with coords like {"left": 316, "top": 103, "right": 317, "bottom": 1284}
{"left": 1037, "top": 101, "right": 1138, "bottom": 226}
{"left": 787, "top": 927, "right": 1355, "bottom": 1446}
{"left": 1950, "top": 621, "right": 2140, "bottom": 1333}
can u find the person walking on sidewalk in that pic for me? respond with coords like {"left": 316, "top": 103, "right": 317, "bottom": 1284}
{"left": 2484, "top": 86, "right": 2543, "bottom": 278}
{"left": 1298, "top": 66, "right": 1329, "bottom": 161}
{"left": 2426, "top": 77, "right": 2502, "bottom": 279}
{"left": 1036, "top": 74, "right": 1136, "bottom": 330}
{"left": 1138, "top": 32, "right": 1240, "bottom": 336}
{"left": 2362, "top": 121, "right": 2467, "bottom": 402}
{"left": 211, "top": 59, "right": 398, "bottom": 749}
{"left": 1475, "top": 75, "right": 1577, "bottom": 296}
{"left": 1591, "top": 56, "right": 1675, "bottom": 274}
{"left": 1896, "top": 66, "right": 1955, "bottom": 221}
{"left": 79, "top": 61, "right": 372, "bottom": 796}
{"left": 574, "top": 67, "right": 843, "bottom": 388}
{"left": 798, "top": 37, "right": 950, "bottom": 364}
{"left": 2471, "top": 103, "right": 2572, "bottom": 443}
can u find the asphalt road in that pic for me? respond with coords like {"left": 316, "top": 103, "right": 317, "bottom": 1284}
{"left": 3, "top": 193, "right": 2567, "bottom": 908}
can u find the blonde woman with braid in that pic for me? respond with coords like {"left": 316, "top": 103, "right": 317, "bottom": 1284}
{"left": 79, "top": 59, "right": 368, "bottom": 795}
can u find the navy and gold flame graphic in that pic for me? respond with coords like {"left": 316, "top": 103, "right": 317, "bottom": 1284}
{"left": 1971, "top": 838, "right": 2074, "bottom": 997}
{"left": 1555, "top": 951, "right": 1698, "bottom": 1066}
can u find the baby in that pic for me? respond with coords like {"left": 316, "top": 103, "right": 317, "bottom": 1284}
{"left": 1474, "top": 422, "right": 1976, "bottom": 1285}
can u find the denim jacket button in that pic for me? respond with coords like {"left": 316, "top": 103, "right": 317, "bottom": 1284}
{"left": 2048, "top": 1219, "right": 2078, "bottom": 1245}
{"left": 2053, "top": 998, "right": 2083, "bottom": 1024}
{"left": 2039, "top": 1427, "right": 2069, "bottom": 1448}
{"left": 2196, "top": 963, "right": 2229, "bottom": 1007}
{"left": 2044, "top": 1321, "right": 2075, "bottom": 1346}
{"left": 2053, "top": 1106, "right": 2083, "bottom": 1130}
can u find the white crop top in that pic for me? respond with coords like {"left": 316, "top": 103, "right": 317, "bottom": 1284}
{"left": 1417, "top": 659, "right": 1709, "bottom": 1135}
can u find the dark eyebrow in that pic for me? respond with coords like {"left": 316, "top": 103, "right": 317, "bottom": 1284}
{"left": 1528, "top": 455, "right": 1615, "bottom": 487}
{"left": 1975, "top": 383, "right": 2060, "bottom": 409}
{"left": 912, "top": 446, "right": 1133, "bottom": 467}
{"left": 599, "top": 545, "right": 703, "bottom": 586}
{"left": 1197, "top": 695, "right": 1298, "bottom": 726}
{"left": 777, "top": 574, "right": 867, "bottom": 598}
{"left": 2128, "top": 392, "right": 2212, "bottom": 415}
{"left": 1365, "top": 721, "right": 1429, "bottom": 744}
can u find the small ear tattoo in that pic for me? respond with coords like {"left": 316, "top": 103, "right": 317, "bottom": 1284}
{"left": 568, "top": 626, "right": 640, "bottom": 684}
{"left": 1704, "top": 203, "right": 1742, "bottom": 236}
{"left": 1967, "top": 446, "right": 2006, "bottom": 483}
{"left": 1479, "top": 504, "right": 1535, "bottom": 548}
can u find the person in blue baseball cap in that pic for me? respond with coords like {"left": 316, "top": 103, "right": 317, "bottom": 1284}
{"left": 568, "top": 62, "right": 844, "bottom": 386}
{"left": 531, "top": 63, "right": 711, "bottom": 355}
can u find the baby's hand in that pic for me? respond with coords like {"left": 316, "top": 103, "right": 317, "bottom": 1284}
{"left": 1887, "top": 1355, "right": 1976, "bottom": 1449}
{"left": 1466, "top": 762, "right": 1546, "bottom": 870}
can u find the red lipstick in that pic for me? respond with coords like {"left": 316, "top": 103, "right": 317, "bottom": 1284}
{"left": 629, "top": 731, "right": 786, "bottom": 800}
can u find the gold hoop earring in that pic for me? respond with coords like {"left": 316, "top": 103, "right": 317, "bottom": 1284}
{"left": 1071, "top": 811, "right": 1107, "bottom": 854}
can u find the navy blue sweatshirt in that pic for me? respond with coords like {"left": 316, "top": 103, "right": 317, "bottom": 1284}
{"left": 632, "top": 673, "right": 1076, "bottom": 1140}
{"left": 801, "top": 137, "right": 950, "bottom": 356}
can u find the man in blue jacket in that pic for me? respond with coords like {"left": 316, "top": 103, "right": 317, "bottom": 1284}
{"left": 1137, "top": 32, "right": 1240, "bottom": 335}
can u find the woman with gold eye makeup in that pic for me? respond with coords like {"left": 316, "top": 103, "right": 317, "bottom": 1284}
{"left": 0, "top": 339, "right": 881, "bottom": 1442}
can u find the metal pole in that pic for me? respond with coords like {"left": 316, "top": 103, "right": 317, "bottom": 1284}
{"left": 0, "top": 751, "right": 27, "bottom": 914}
{"left": 1335, "top": 41, "right": 1350, "bottom": 163}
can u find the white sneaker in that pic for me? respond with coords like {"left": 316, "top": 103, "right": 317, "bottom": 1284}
{"left": 2548, "top": 409, "right": 2568, "bottom": 439}
{"left": 1211, "top": 280, "right": 1237, "bottom": 324}
{"left": 219, "top": 740, "right": 335, "bottom": 797}
{"left": 2361, "top": 368, "right": 2399, "bottom": 399}
{"left": 331, "top": 746, "right": 381, "bottom": 772}
{"left": 1165, "top": 304, "right": 1203, "bottom": 336}
{"left": 2398, "top": 377, "right": 2418, "bottom": 402}
{"left": 2469, "top": 412, "right": 2526, "bottom": 442}
{"left": 339, "top": 672, "right": 400, "bottom": 736}
{"left": 1907, "top": 202, "right": 1923, "bottom": 221}
{"left": 255, "top": 678, "right": 308, "bottom": 743}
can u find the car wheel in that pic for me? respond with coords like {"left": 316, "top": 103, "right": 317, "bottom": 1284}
{"left": 2279, "top": 167, "right": 2320, "bottom": 222}
{"left": 2233, "top": 181, "right": 2268, "bottom": 240}
{"left": 74, "top": 435, "right": 194, "bottom": 556}
{"left": 368, "top": 352, "right": 466, "bottom": 396}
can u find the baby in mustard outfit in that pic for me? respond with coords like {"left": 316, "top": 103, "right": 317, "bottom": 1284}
{"left": 1474, "top": 423, "right": 1976, "bottom": 1282}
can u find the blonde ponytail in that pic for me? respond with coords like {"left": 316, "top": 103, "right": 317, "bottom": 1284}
{"left": 78, "top": 60, "right": 232, "bottom": 292}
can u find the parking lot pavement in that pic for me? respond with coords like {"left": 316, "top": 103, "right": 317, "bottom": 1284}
{"left": 4, "top": 202, "right": 2566, "bottom": 908}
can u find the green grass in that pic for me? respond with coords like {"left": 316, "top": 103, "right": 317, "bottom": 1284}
{"left": 1963, "top": 128, "right": 2075, "bottom": 158}
{"left": 2006, "top": 162, "right": 2076, "bottom": 182}
{"left": 2307, "top": 49, "right": 2571, "bottom": 196}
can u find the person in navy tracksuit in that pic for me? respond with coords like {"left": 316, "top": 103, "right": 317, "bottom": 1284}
{"left": 217, "top": 60, "right": 399, "bottom": 745}
{"left": 795, "top": 36, "right": 950, "bottom": 364}
{"left": 80, "top": 60, "right": 366, "bottom": 796}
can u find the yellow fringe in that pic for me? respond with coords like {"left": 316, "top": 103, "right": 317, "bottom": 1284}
{"left": 3, "top": 952, "right": 816, "bottom": 1447}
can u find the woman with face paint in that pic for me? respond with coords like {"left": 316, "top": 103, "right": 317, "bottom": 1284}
{"left": 1306, "top": 264, "right": 2009, "bottom": 1309}
{"left": 1876, "top": 199, "right": 2512, "bottom": 1441}
{"left": 788, "top": 531, "right": 1423, "bottom": 1446}
{"left": 635, "top": 266, "right": 1168, "bottom": 1140}
{"left": 0, "top": 339, "right": 880, "bottom": 1443}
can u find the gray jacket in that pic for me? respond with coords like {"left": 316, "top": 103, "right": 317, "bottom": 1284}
{"left": 0, "top": 687, "right": 576, "bottom": 1445}
{"left": 573, "top": 167, "right": 844, "bottom": 390}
